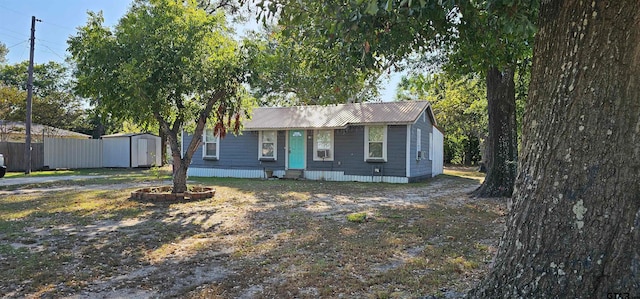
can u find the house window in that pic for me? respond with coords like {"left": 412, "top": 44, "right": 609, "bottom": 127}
{"left": 259, "top": 130, "right": 277, "bottom": 160}
{"left": 416, "top": 129, "right": 422, "bottom": 160}
{"left": 313, "top": 130, "right": 334, "bottom": 161}
{"left": 364, "top": 125, "right": 387, "bottom": 161}
{"left": 203, "top": 128, "right": 219, "bottom": 159}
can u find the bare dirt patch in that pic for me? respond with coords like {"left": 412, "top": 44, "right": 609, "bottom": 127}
{"left": 0, "top": 169, "right": 506, "bottom": 298}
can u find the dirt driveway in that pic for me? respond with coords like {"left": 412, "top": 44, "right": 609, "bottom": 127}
{"left": 0, "top": 175, "right": 109, "bottom": 187}
{"left": 0, "top": 173, "right": 505, "bottom": 298}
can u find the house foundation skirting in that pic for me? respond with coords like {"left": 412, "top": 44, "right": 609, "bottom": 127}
{"left": 303, "top": 170, "right": 408, "bottom": 183}
{"left": 187, "top": 168, "right": 267, "bottom": 179}
{"left": 187, "top": 168, "right": 409, "bottom": 183}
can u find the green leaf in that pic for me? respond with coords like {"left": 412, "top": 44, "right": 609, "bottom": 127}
{"left": 366, "top": 0, "right": 379, "bottom": 15}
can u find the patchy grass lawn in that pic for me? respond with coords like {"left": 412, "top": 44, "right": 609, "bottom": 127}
{"left": 0, "top": 167, "right": 505, "bottom": 298}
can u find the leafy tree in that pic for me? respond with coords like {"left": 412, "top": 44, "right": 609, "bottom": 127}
{"left": 0, "top": 61, "right": 71, "bottom": 97}
{"left": 0, "top": 42, "right": 7, "bottom": 65}
{"left": 247, "top": 0, "right": 449, "bottom": 106}
{"left": 263, "top": 0, "right": 536, "bottom": 196}
{"left": 0, "top": 61, "right": 85, "bottom": 130}
{"left": 415, "top": 2, "right": 535, "bottom": 197}
{"left": 469, "top": 1, "right": 640, "bottom": 296}
{"left": 244, "top": 25, "right": 381, "bottom": 105}
{"left": 0, "top": 85, "right": 24, "bottom": 118}
{"left": 0, "top": 85, "right": 26, "bottom": 141}
{"left": 70, "top": 108, "right": 122, "bottom": 139}
{"left": 68, "top": 0, "right": 251, "bottom": 193}
{"left": 397, "top": 73, "right": 487, "bottom": 165}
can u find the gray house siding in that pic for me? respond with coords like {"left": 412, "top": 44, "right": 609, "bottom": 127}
{"left": 304, "top": 125, "right": 407, "bottom": 177}
{"left": 384, "top": 125, "right": 409, "bottom": 177}
{"left": 182, "top": 101, "right": 443, "bottom": 182}
{"left": 409, "top": 110, "right": 434, "bottom": 181}
{"left": 184, "top": 130, "right": 286, "bottom": 171}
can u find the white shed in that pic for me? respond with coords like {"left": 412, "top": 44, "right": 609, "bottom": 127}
{"left": 101, "top": 133, "right": 161, "bottom": 168}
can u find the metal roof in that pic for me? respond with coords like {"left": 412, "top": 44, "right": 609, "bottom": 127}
{"left": 0, "top": 121, "right": 91, "bottom": 138}
{"left": 101, "top": 132, "right": 159, "bottom": 138}
{"left": 244, "top": 101, "right": 433, "bottom": 130}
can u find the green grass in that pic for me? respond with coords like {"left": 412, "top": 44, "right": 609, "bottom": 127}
{"left": 346, "top": 212, "right": 368, "bottom": 223}
{"left": 443, "top": 167, "right": 486, "bottom": 180}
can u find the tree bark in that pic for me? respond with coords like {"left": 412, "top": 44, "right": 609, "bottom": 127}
{"left": 469, "top": 1, "right": 640, "bottom": 297}
{"left": 159, "top": 127, "right": 167, "bottom": 166}
{"left": 473, "top": 67, "right": 518, "bottom": 197}
{"left": 156, "top": 90, "right": 226, "bottom": 194}
{"left": 157, "top": 116, "right": 190, "bottom": 194}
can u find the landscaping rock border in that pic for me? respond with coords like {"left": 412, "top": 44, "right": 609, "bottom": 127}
{"left": 130, "top": 186, "right": 215, "bottom": 201}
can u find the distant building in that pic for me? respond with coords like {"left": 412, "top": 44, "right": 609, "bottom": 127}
{"left": 0, "top": 120, "right": 91, "bottom": 142}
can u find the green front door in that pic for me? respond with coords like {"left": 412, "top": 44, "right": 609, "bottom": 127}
{"left": 288, "top": 130, "right": 305, "bottom": 169}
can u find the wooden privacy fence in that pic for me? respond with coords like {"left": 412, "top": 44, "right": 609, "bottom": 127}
{"left": 0, "top": 142, "right": 44, "bottom": 172}
{"left": 44, "top": 138, "right": 102, "bottom": 169}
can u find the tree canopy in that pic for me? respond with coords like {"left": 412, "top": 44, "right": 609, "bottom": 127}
{"left": 0, "top": 61, "right": 85, "bottom": 131}
{"left": 398, "top": 73, "right": 487, "bottom": 165}
{"left": 259, "top": 0, "right": 536, "bottom": 196}
{"left": 0, "top": 42, "right": 7, "bottom": 65}
{"left": 68, "top": 0, "right": 252, "bottom": 192}
{"left": 245, "top": 27, "right": 380, "bottom": 105}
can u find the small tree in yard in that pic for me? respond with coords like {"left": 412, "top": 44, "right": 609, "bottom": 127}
{"left": 69, "top": 0, "right": 250, "bottom": 193}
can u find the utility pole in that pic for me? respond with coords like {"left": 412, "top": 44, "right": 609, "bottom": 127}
{"left": 24, "top": 16, "right": 41, "bottom": 175}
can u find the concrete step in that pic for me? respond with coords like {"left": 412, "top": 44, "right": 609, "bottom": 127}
{"left": 283, "top": 170, "right": 303, "bottom": 179}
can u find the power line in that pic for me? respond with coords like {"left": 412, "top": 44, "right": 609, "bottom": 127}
{"left": 0, "top": 26, "right": 26, "bottom": 36}
{"left": 7, "top": 40, "right": 29, "bottom": 49}
{"left": 0, "top": 4, "right": 25, "bottom": 15}
{"left": 0, "top": 25, "right": 27, "bottom": 41}
{"left": 35, "top": 37, "right": 67, "bottom": 49}
{"left": 0, "top": 32, "right": 26, "bottom": 42}
{"left": 39, "top": 43, "right": 66, "bottom": 60}
{"left": 40, "top": 20, "right": 74, "bottom": 32}
{"left": 0, "top": 4, "right": 73, "bottom": 32}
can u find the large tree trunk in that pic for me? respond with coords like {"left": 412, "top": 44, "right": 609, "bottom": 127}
{"left": 473, "top": 67, "right": 518, "bottom": 197}
{"left": 159, "top": 90, "right": 226, "bottom": 194}
{"left": 173, "top": 156, "right": 189, "bottom": 193}
{"left": 469, "top": 1, "right": 640, "bottom": 297}
{"left": 159, "top": 127, "right": 167, "bottom": 166}
{"left": 161, "top": 126, "right": 192, "bottom": 194}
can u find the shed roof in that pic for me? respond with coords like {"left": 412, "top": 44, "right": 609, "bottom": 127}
{"left": 244, "top": 101, "right": 433, "bottom": 130}
{"left": 101, "top": 133, "right": 159, "bottom": 138}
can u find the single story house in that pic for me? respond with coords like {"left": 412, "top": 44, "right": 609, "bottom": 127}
{"left": 0, "top": 120, "right": 91, "bottom": 142}
{"left": 182, "top": 101, "right": 444, "bottom": 183}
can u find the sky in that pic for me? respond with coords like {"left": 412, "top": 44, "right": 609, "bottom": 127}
{"left": 0, "top": 0, "right": 401, "bottom": 100}
{"left": 0, "top": 1, "right": 131, "bottom": 64}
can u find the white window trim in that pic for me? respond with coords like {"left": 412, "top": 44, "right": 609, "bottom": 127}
{"left": 313, "top": 129, "right": 334, "bottom": 161}
{"left": 202, "top": 129, "right": 220, "bottom": 159}
{"left": 364, "top": 125, "right": 387, "bottom": 162}
{"left": 258, "top": 130, "right": 278, "bottom": 160}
